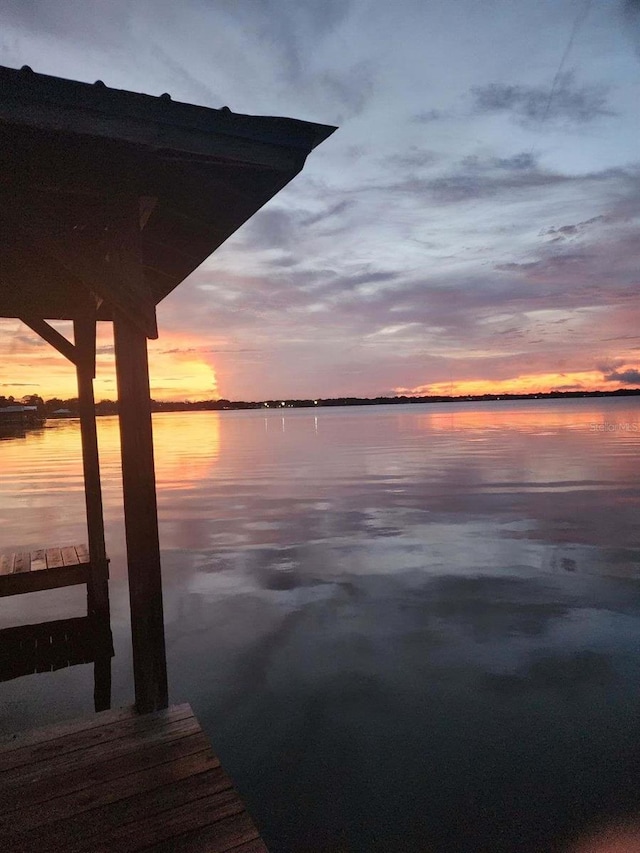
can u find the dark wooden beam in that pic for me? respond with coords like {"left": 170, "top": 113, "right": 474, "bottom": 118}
{"left": 0, "top": 126, "right": 149, "bottom": 199}
{"left": 0, "top": 242, "right": 108, "bottom": 322}
{"left": 113, "top": 309, "right": 168, "bottom": 713}
{"left": 74, "top": 315, "right": 109, "bottom": 621}
{"left": 45, "top": 236, "right": 158, "bottom": 340}
{"left": 20, "top": 317, "right": 77, "bottom": 364}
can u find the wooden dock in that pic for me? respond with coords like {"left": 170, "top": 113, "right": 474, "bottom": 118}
{"left": 0, "top": 544, "right": 93, "bottom": 597}
{"left": 0, "top": 703, "right": 268, "bottom": 852}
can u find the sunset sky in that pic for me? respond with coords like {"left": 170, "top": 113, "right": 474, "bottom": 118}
{"left": 1, "top": 0, "right": 639, "bottom": 401}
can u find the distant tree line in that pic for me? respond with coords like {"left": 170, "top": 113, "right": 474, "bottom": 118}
{"left": 1, "top": 386, "right": 638, "bottom": 419}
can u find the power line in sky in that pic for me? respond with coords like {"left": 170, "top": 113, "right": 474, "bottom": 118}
{"left": 540, "top": 0, "right": 594, "bottom": 126}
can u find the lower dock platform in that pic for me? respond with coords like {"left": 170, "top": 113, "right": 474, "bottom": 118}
{"left": 0, "top": 703, "right": 268, "bottom": 852}
{"left": 0, "top": 544, "right": 94, "bottom": 597}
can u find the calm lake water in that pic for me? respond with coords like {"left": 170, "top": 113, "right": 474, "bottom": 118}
{"left": 1, "top": 398, "right": 640, "bottom": 852}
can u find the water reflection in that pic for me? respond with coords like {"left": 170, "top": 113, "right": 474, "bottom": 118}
{"left": 0, "top": 427, "right": 27, "bottom": 441}
{"left": 0, "top": 612, "right": 113, "bottom": 711}
{"left": 0, "top": 399, "right": 639, "bottom": 851}
{"left": 153, "top": 410, "right": 221, "bottom": 490}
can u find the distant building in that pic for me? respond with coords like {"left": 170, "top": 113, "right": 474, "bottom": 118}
{"left": 0, "top": 405, "right": 45, "bottom": 427}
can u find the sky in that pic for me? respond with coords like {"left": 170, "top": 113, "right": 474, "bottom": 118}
{"left": 1, "top": 0, "right": 639, "bottom": 401}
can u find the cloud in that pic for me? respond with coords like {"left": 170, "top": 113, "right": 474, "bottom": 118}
{"left": 188, "top": 0, "right": 373, "bottom": 118}
{"left": 540, "top": 215, "right": 608, "bottom": 239}
{"left": 417, "top": 155, "right": 571, "bottom": 204}
{"left": 148, "top": 41, "right": 222, "bottom": 106}
{"left": 357, "top": 151, "right": 631, "bottom": 215}
{"left": 0, "top": 0, "right": 132, "bottom": 43}
{"left": 411, "top": 109, "right": 447, "bottom": 123}
{"left": 623, "top": 0, "right": 640, "bottom": 57}
{"left": 10, "top": 334, "right": 47, "bottom": 350}
{"left": 490, "top": 153, "right": 537, "bottom": 171}
{"left": 385, "top": 148, "right": 439, "bottom": 170}
{"left": 242, "top": 208, "right": 297, "bottom": 251}
{"left": 300, "top": 200, "right": 353, "bottom": 227}
{"left": 472, "top": 72, "right": 613, "bottom": 126}
{"left": 158, "top": 347, "right": 259, "bottom": 355}
{"left": 236, "top": 197, "right": 354, "bottom": 255}
{"left": 603, "top": 368, "right": 640, "bottom": 384}
{"left": 496, "top": 251, "right": 592, "bottom": 275}
{"left": 223, "top": 0, "right": 351, "bottom": 83}
{"left": 597, "top": 359, "right": 625, "bottom": 374}
{"left": 318, "top": 61, "right": 376, "bottom": 117}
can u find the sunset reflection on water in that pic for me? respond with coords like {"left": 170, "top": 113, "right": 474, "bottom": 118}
{"left": 1, "top": 398, "right": 639, "bottom": 852}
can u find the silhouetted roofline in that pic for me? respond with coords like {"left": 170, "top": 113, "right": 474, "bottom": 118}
{"left": 0, "top": 64, "right": 336, "bottom": 328}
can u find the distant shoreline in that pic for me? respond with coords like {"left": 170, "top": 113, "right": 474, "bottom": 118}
{"left": 90, "top": 387, "right": 640, "bottom": 415}
{"left": 149, "top": 388, "right": 637, "bottom": 412}
{"left": 3, "top": 388, "right": 638, "bottom": 420}
{"left": 152, "top": 388, "right": 640, "bottom": 412}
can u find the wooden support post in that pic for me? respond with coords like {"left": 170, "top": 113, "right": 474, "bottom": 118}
{"left": 113, "top": 311, "right": 168, "bottom": 714}
{"left": 73, "top": 315, "right": 110, "bottom": 622}
{"left": 93, "top": 655, "right": 112, "bottom": 713}
{"left": 92, "top": 614, "right": 114, "bottom": 712}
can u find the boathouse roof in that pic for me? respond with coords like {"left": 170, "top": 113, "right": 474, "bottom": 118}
{"left": 0, "top": 64, "right": 335, "bottom": 336}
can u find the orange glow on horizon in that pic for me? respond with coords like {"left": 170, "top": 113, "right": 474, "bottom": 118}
{"left": 0, "top": 323, "right": 220, "bottom": 403}
{"left": 395, "top": 370, "right": 634, "bottom": 398}
{"left": 1, "top": 321, "right": 636, "bottom": 402}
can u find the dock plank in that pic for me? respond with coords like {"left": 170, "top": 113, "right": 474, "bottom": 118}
{"left": 4, "top": 766, "right": 234, "bottom": 853}
{"left": 0, "top": 716, "right": 201, "bottom": 789}
{"left": 147, "top": 812, "right": 266, "bottom": 853}
{"left": 45, "top": 548, "right": 63, "bottom": 569}
{"left": 0, "top": 554, "right": 14, "bottom": 575}
{"left": 61, "top": 546, "right": 79, "bottom": 566}
{"left": 0, "top": 704, "right": 268, "bottom": 853}
{"left": 0, "top": 748, "right": 217, "bottom": 836}
{"left": 29, "top": 549, "right": 46, "bottom": 572}
{"left": 0, "top": 703, "right": 193, "bottom": 773}
{"left": 75, "top": 544, "right": 90, "bottom": 564}
{"left": 221, "top": 841, "right": 269, "bottom": 853}
{"left": 90, "top": 787, "right": 246, "bottom": 853}
{"left": 0, "top": 732, "right": 209, "bottom": 822}
{"left": 0, "top": 703, "right": 190, "bottom": 753}
{"left": 12, "top": 553, "right": 30, "bottom": 574}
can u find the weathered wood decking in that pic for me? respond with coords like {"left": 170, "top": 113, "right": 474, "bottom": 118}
{"left": 0, "top": 703, "right": 268, "bottom": 852}
{"left": 0, "top": 545, "right": 94, "bottom": 597}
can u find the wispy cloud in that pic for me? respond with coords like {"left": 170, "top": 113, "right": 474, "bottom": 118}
{"left": 540, "top": 215, "right": 608, "bottom": 240}
{"left": 472, "top": 72, "right": 613, "bottom": 127}
{"left": 411, "top": 109, "right": 448, "bottom": 123}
